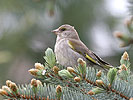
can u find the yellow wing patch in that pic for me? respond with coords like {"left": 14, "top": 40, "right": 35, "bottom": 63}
{"left": 85, "top": 54, "right": 97, "bottom": 63}
{"left": 68, "top": 40, "right": 75, "bottom": 50}
{"left": 68, "top": 40, "right": 97, "bottom": 64}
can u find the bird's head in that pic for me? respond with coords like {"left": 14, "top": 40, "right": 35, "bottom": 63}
{"left": 52, "top": 24, "right": 79, "bottom": 39}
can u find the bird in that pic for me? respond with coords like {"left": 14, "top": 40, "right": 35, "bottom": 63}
{"left": 52, "top": 24, "right": 113, "bottom": 71}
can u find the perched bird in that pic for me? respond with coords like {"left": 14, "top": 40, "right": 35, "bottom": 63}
{"left": 52, "top": 24, "right": 113, "bottom": 71}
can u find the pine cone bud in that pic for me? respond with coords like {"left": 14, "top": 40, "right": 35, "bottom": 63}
{"left": 36, "top": 80, "right": 42, "bottom": 86}
{"left": 35, "top": 62, "right": 44, "bottom": 70}
{"left": 77, "top": 58, "right": 86, "bottom": 67}
{"left": 121, "top": 64, "right": 127, "bottom": 71}
{"left": 31, "top": 79, "right": 37, "bottom": 87}
{"left": 96, "top": 80, "right": 104, "bottom": 86}
{"left": 122, "top": 51, "right": 129, "bottom": 60}
{"left": 88, "top": 90, "right": 95, "bottom": 95}
{"left": 88, "top": 87, "right": 104, "bottom": 95}
{"left": 6, "top": 80, "right": 12, "bottom": 87}
{"left": 96, "top": 70, "right": 102, "bottom": 78}
{"left": 2, "top": 86, "right": 11, "bottom": 92}
{"left": 74, "top": 77, "right": 81, "bottom": 82}
{"left": 0, "top": 89, "right": 8, "bottom": 96}
{"left": 10, "top": 82, "right": 18, "bottom": 93}
{"left": 56, "top": 85, "right": 62, "bottom": 93}
{"left": 28, "top": 68, "right": 39, "bottom": 76}
{"left": 53, "top": 66, "right": 59, "bottom": 74}
{"left": 58, "top": 69, "right": 73, "bottom": 78}
{"left": 67, "top": 67, "right": 75, "bottom": 73}
{"left": 114, "top": 31, "right": 123, "bottom": 38}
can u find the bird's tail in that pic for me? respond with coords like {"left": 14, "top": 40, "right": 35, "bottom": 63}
{"left": 101, "top": 63, "right": 120, "bottom": 71}
{"left": 103, "top": 64, "right": 113, "bottom": 70}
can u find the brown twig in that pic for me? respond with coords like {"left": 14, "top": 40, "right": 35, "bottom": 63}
{"left": 6, "top": 93, "right": 55, "bottom": 100}
{"left": 84, "top": 78, "right": 129, "bottom": 100}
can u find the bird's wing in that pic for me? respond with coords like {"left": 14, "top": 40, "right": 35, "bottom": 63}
{"left": 68, "top": 39, "right": 112, "bottom": 70}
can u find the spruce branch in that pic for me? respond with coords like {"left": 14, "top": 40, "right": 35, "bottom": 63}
{"left": 115, "top": 16, "right": 133, "bottom": 47}
{"left": 29, "top": 48, "right": 133, "bottom": 100}
{"left": 0, "top": 48, "right": 133, "bottom": 100}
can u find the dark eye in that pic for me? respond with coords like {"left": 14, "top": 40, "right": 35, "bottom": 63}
{"left": 60, "top": 28, "right": 66, "bottom": 31}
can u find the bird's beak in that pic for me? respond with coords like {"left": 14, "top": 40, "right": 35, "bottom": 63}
{"left": 51, "top": 28, "right": 59, "bottom": 35}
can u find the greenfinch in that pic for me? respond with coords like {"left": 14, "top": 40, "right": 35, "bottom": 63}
{"left": 52, "top": 24, "right": 113, "bottom": 71}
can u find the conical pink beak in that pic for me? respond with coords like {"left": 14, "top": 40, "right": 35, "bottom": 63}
{"left": 51, "top": 28, "right": 59, "bottom": 35}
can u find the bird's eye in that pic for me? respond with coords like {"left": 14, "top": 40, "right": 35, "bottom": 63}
{"left": 60, "top": 27, "right": 66, "bottom": 31}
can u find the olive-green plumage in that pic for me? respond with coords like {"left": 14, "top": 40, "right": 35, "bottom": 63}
{"left": 52, "top": 24, "right": 113, "bottom": 71}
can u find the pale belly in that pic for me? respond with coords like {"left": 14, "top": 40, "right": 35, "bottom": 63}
{"left": 54, "top": 39, "right": 86, "bottom": 67}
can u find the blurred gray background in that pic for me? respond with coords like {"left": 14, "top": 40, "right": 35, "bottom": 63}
{"left": 0, "top": 0, "right": 132, "bottom": 98}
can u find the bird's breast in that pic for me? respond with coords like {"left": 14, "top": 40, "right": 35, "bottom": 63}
{"left": 54, "top": 39, "right": 86, "bottom": 67}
